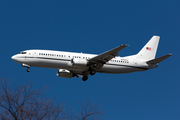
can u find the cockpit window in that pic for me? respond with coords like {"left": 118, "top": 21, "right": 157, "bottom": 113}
{"left": 19, "top": 52, "right": 27, "bottom": 54}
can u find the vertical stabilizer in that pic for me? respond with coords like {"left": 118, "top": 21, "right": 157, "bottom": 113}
{"left": 136, "top": 36, "right": 160, "bottom": 60}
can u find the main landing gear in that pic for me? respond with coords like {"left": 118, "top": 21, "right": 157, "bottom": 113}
{"left": 82, "top": 76, "right": 88, "bottom": 81}
{"left": 82, "top": 70, "right": 96, "bottom": 81}
{"left": 90, "top": 70, "right": 96, "bottom": 76}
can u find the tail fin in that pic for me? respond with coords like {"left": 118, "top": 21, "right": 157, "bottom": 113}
{"left": 136, "top": 36, "right": 160, "bottom": 60}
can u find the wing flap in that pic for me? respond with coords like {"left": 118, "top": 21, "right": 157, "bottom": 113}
{"left": 146, "top": 54, "right": 172, "bottom": 64}
{"left": 89, "top": 44, "right": 129, "bottom": 63}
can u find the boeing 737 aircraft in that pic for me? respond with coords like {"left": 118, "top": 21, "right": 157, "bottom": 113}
{"left": 11, "top": 36, "right": 172, "bottom": 81}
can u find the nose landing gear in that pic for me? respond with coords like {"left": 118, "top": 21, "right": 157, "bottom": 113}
{"left": 27, "top": 68, "right": 30, "bottom": 72}
{"left": 21, "top": 63, "right": 30, "bottom": 72}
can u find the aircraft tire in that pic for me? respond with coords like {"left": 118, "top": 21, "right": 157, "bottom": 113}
{"left": 90, "top": 70, "right": 96, "bottom": 76}
{"left": 82, "top": 76, "right": 88, "bottom": 81}
{"left": 27, "top": 68, "right": 30, "bottom": 72}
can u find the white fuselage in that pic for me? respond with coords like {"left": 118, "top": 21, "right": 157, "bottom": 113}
{"left": 11, "top": 36, "right": 171, "bottom": 81}
{"left": 11, "top": 49, "right": 153, "bottom": 75}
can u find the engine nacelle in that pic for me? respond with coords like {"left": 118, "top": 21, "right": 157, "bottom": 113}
{"left": 57, "top": 69, "right": 73, "bottom": 78}
{"left": 71, "top": 58, "right": 88, "bottom": 66}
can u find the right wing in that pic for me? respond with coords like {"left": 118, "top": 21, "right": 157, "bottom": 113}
{"left": 89, "top": 44, "right": 129, "bottom": 64}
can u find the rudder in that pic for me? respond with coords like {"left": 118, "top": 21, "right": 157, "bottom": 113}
{"left": 136, "top": 36, "right": 160, "bottom": 60}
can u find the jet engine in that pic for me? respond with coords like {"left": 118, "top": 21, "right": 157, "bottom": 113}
{"left": 71, "top": 58, "right": 88, "bottom": 66}
{"left": 57, "top": 69, "right": 73, "bottom": 78}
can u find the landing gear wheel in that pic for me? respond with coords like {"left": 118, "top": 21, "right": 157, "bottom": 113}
{"left": 90, "top": 70, "right": 96, "bottom": 76}
{"left": 82, "top": 76, "right": 88, "bottom": 81}
{"left": 27, "top": 68, "right": 30, "bottom": 72}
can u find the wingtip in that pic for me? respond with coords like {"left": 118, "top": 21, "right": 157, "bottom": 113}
{"left": 121, "top": 44, "right": 129, "bottom": 47}
{"left": 153, "top": 35, "right": 160, "bottom": 37}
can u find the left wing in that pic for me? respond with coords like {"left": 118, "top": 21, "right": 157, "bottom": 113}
{"left": 89, "top": 44, "right": 129, "bottom": 64}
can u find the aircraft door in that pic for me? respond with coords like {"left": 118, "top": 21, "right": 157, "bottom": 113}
{"left": 134, "top": 59, "right": 137, "bottom": 66}
{"left": 25, "top": 52, "right": 28, "bottom": 60}
{"left": 25, "top": 51, "right": 32, "bottom": 61}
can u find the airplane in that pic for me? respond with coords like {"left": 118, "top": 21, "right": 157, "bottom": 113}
{"left": 11, "top": 36, "right": 172, "bottom": 81}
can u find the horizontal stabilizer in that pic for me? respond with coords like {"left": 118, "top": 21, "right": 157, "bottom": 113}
{"left": 146, "top": 54, "right": 172, "bottom": 64}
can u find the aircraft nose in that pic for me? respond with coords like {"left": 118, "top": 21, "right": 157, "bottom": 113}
{"left": 11, "top": 55, "right": 15, "bottom": 60}
{"left": 11, "top": 54, "right": 24, "bottom": 64}
{"left": 11, "top": 55, "right": 18, "bottom": 61}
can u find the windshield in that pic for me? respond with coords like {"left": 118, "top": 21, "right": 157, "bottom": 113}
{"left": 19, "top": 51, "right": 27, "bottom": 54}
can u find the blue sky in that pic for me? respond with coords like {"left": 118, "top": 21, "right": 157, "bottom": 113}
{"left": 0, "top": 0, "right": 179, "bottom": 119}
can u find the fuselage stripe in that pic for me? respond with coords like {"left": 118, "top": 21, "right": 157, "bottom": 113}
{"left": 23, "top": 56, "right": 148, "bottom": 70}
